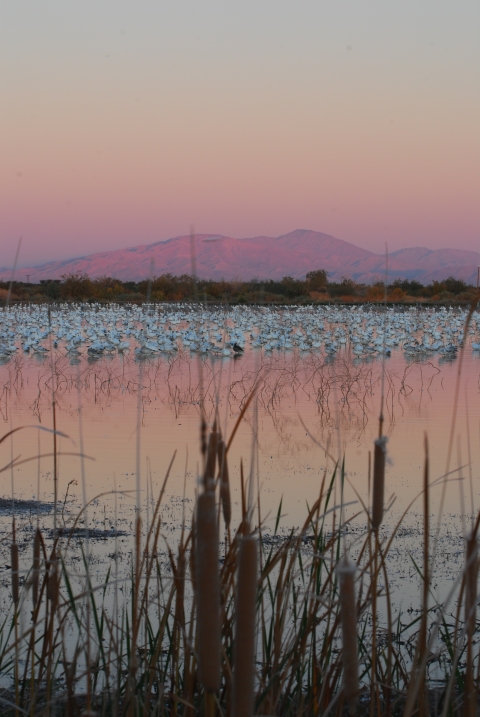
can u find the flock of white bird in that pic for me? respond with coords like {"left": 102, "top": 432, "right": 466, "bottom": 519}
{"left": 0, "top": 303, "right": 479, "bottom": 362}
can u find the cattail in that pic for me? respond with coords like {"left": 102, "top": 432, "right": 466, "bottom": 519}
{"left": 204, "top": 424, "right": 218, "bottom": 490}
{"left": 200, "top": 416, "right": 208, "bottom": 458}
{"left": 11, "top": 532, "right": 19, "bottom": 605}
{"left": 190, "top": 514, "right": 197, "bottom": 597}
{"left": 32, "top": 527, "right": 42, "bottom": 608}
{"left": 175, "top": 547, "right": 186, "bottom": 628}
{"left": 218, "top": 439, "right": 231, "bottom": 529}
{"left": 47, "top": 558, "right": 59, "bottom": 606}
{"left": 337, "top": 557, "right": 358, "bottom": 715}
{"left": 232, "top": 535, "right": 258, "bottom": 717}
{"left": 196, "top": 491, "right": 221, "bottom": 693}
{"left": 464, "top": 531, "right": 478, "bottom": 717}
{"left": 465, "top": 531, "right": 478, "bottom": 637}
{"left": 371, "top": 436, "right": 387, "bottom": 532}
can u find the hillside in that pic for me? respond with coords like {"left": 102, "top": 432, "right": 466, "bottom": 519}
{"left": 2, "top": 230, "right": 479, "bottom": 284}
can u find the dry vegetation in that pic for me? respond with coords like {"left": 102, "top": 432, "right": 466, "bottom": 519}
{"left": 2, "top": 271, "right": 478, "bottom": 305}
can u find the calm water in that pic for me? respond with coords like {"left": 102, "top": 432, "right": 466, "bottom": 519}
{"left": 1, "top": 338, "right": 480, "bottom": 610}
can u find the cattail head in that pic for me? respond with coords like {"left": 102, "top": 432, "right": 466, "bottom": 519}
{"left": 32, "top": 527, "right": 42, "bottom": 608}
{"left": 337, "top": 556, "right": 358, "bottom": 715}
{"left": 196, "top": 490, "right": 221, "bottom": 693}
{"left": 465, "top": 531, "right": 478, "bottom": 637}
{"left": 11, "top": 536, "right": 19, "bottom": 605}
{"left": 47, "top": 558, "right": 59, "bottom": 606}
{"left": 200, "top": 415, "right": 207, "bottom": 458}
{"left": 232, "top": 535, "right": 258, "bottom": 717}
{"left": 174, "top": 546, "right": 186, "bottom": 628}
{"left": 203, "top": 423, "right": 218, "bottom": 491}
{"left": 190, "top": 513, "right": 197, "bottom": 597}
{"left": 371, "top": 436, "right": 387, "bottom": 532}
{"left": 217, "top": 439, "right": 231, "bottom": 529}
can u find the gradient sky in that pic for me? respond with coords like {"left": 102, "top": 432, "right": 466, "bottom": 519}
{"left": 1, "top": 1, "right": 479, "bottom": 268}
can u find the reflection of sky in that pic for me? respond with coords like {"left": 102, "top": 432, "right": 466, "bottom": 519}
{"left": 1, "top": 1, "right": 479, "bottom": 266}
{"left": 1, "top": 349, "right": 479, "bottom": 530}
{"left": 0, "top": 347, "right": 479, "bottom": 615}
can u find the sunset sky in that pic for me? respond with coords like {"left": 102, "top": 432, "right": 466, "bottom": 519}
{"left": 1, "top": 1, "right": 479, "bottom": 268}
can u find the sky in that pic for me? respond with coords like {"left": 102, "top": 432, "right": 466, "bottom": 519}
{"left": 1, "top": 1, "right": 479, "bottom": 268}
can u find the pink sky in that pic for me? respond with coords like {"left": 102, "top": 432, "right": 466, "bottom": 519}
{"left": 1, "top": 2, "right": 479, "bottom": 268}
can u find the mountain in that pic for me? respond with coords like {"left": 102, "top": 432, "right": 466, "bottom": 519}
{"left": 2, "top": 230, "right": 480, "bottom": 284}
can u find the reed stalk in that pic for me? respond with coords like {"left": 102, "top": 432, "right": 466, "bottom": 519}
{"left": 337, "top": 556, "right": 358, "bottom": 715}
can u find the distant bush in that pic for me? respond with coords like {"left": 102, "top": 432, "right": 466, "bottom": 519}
{"left": 388, "top": 287, "right": 406, "bottom": 301}
{"left": 2, "top": 268, "right": 477, "bottom": 304}
{"left": 365, "top": 284, "right": 385, "bottom": 301}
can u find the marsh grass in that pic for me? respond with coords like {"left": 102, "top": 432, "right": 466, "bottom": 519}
{"left": 0, "top": 421, "right": 480, "bottom": 716}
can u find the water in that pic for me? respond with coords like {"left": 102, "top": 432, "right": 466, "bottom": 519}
{"left": 0, "top": 312, "right": 479, "bottom": 613}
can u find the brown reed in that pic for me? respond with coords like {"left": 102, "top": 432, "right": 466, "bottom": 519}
{"left": 232, "top": 534, "right": 258, "bottom": 717}
{"left": 196, "top": 490, "right": 221, "bottom": 695}
{"left": 371, "top": 436, "right": 387, "bottom": 532}
{"left": 337, "top": 556, "right": 359, "bottom": 715}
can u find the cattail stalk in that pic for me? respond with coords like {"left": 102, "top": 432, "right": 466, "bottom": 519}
{"left": 196, "top": 490, "right": 221, "bottom": 693}
{"left": 371, "top": 437, "right": 387, "bottom": 532}
{"left": 337, "top": 557, "right": 358, "bottom": 715}
{"left": 218, "top": 439, "right": 231, "bottom": 529}
{"left": 371, "top": 438, "right": 384, "bottom": 713}
{"left": 232, "top": 535, "right": 258, "bottom": 717}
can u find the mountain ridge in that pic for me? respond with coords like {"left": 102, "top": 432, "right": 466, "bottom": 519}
{"left": 2, "top": 230, "right": 479, "bottom": 285}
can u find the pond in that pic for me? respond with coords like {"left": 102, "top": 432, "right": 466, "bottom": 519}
{"left": 0, "top": 304, "right": 479, "bottom": 612}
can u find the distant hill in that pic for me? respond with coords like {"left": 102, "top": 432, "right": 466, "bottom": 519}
{"left": 2, "top": 230, "right": 480, "bottom": 284}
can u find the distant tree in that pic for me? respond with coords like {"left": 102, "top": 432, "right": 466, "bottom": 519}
{"left": 60, "top": 272, "right": 94, "bottom": 300}
{"left": 39, "top": 279, "right": 62, "bottom": 300}
{"left": 306, "top": 269, "right": 328, "bottom": 292}
{"left": 442, "top": 276, "right": 468, "bottom": 295}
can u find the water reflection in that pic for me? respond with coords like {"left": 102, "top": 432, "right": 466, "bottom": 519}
{"left": 0, "top": 347, "right": 478, "bottom": 614}
{"left": 0, "top": 349, "right": 477, "bottom": 518}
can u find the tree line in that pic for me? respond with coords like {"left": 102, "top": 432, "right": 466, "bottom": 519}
{"left": 0, "top": 270, "right": 477, "bottom": 304}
